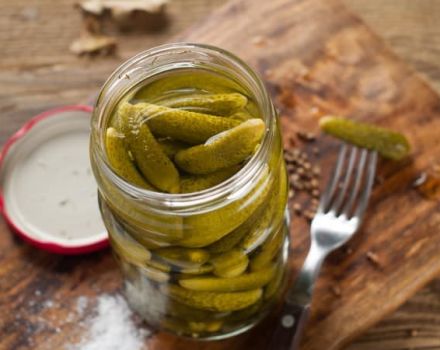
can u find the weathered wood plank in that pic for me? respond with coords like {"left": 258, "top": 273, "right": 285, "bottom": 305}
{"left": 0, "top": 0, "right": 439, "bottom": 350}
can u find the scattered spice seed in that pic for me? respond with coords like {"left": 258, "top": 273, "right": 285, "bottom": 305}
{"left": 413, "top": 172, "right": 427, "bottom": 187}
{"left": 284, "top": 144, "right": 321, "bottom": 221}
{"left": 312, "top": 166, "right": 321, "bottom": 176}
{"left": 408, "top": 329, "right": 418, "bottom": 337}
{"left": 310, "top": 179, "right": 319, "bottom": 189}
{"left": 366, "top": 251, "right": 383, "bottom": 269}
{"left": 264, "top": 69, "right": 274, "bottom": 79}
{"left": 251, "top": 35, "right": 267, "bottom": 46}
{"left": 311, "top": 189, "right": 320, "bottom": 198}
{"left": 330, "top": 284, "right": 342, "bottom": 297}
{"left": 59, "top": 199, "right": 69, "bottom": 207}
{"left": 296, "top": 131, "right": 316, "bottom": 142}
{"left": 345, "top": 247, "right": 353, "bottom": 255}
{"left": 375, "top": 175, "right": 385, "bottom": 185}
{"left": 312, "top": 147, "right": 320, "bottom": 156}
{"left": 304, "top": 210, "right": 315, "bottom": 221}
{"left": 293, "top": 203, "right": 302, "bottom": 215}
{"left": 288, "top": 137, "right": 296, "bottom": 147}
{"left": 303, "top": 163, "right": 311, "bottom": 171}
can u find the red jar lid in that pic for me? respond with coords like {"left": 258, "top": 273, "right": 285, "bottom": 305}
{"left": 0, "top": 106, "right": 108, "bottom": 254}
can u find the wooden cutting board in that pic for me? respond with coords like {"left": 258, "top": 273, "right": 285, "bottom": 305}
{"left": 1, "top": 0, "right": 439, "bottom": 349}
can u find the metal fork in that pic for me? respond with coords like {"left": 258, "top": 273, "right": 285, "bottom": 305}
{"left": 268, "top": 144, "right": 378, "bottom": 350}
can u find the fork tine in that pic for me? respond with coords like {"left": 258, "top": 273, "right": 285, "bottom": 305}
{"left": 331, "top": 147, "right": 358, "bottom": 214}
{"left": 354, "top": 151, "right": 378, "bottom": 220}
{"left": 319, "top": 144, "right": 347, "bottom": 213}
{"left": 341, "top": 149, "right": 368, "bottom": 217}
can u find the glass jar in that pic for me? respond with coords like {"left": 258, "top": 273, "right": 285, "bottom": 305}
{"left": 90, "top": 43, "right": 290, "bottom": 340}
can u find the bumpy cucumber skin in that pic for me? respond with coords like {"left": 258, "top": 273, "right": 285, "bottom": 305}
{"left": 120, "top": 102, "right": 240, "bottom": 145}
{"left": 117, "top": 107, "right": 180, "bottom": 193}
{"left": 155, "top": 247, "right": 210, "bottom": 267}
{"left": 180, "top": 166, "right": 240, "bottom": 193}
{"left": 160, "top": 93, "right": 248, "bottom": 116}
{"left": 179, "top": 265, "right": 275, "bottom": 292}
{"left": 229, "top": 111, "right": 253, "bottom": 121}
{"left": 178, "top": 166, "right": 272, "bottom": 247}
{"left": 157, "top": 138, "right": 189, "bottom": 159}
{"left": 264, "top": 261, "right": 285, "bottom": 300}
{"left": 240, "top": 162, "right": 288, "bottom": 252}
{"left": 110, "top": 231, "right": 151, "bottom": 267}
{"left": 211, "top": 249, "right": 249, "bottom": 278}
{"left": 250, "top": 225, "right": 285, "bottom": 271}
{"left": 175, "top": 118, "right": 265, "bottom": 174}
{"left": 105, "top": 128, "right": 154, "bottom": 189}
{"left": 166, "top": 285, "right": 263, "bottom": 312}
{"left": 320, "top": 116, "right": 411, "bottom": 160}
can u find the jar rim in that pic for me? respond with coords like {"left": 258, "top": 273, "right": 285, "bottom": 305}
{"left": 91, "top": 42, "right": 276, "bottom": 211}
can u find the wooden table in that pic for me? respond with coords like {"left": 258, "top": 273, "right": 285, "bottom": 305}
{"left": 0, "top": 1, "right": 439, "bottom": 349}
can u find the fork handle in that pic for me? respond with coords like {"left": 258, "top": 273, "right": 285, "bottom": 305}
{"left": 267, "top": 302, "right": 310, "bottom": 350}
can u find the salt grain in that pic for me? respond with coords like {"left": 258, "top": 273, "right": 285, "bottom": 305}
{"left": 70, "top": 294, "right": 148, "bottom": 350}
{"left": 76, "top": 296, "right": 88, "bottom": 315}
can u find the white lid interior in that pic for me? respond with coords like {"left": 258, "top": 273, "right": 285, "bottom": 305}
{"left": 0, "top": 109, "right": 107, "bottom": 247}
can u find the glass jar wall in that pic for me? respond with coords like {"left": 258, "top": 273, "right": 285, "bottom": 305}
{"left": 90, "top": 43, "right": 290, "bottom": 340}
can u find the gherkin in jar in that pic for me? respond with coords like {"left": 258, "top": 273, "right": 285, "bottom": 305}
{"left": 90, "top": 44, "right": 290, "bottom": 340}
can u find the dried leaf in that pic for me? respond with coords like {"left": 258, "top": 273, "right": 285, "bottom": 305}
{"left": 70, "top": 34, "right": 117, "bottom": 56}
{"left": 79, "top": 0, "right": 168, "bottom": 16}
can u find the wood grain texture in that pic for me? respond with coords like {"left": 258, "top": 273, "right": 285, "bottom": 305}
{"left": 0, "top": 0, "right": 440, "bottom": 349}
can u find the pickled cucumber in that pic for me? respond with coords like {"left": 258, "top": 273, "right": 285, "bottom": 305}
{"left": 175, "top": 119, "right": 265, "bottom": 174}
{"left": 264, "top": 261, "right": 285, "bottom": 300}
{"left": 319, "top": 116, "right": 411, "bottom": 160}
{"left": 132, "top": 71, "right": 245, "bottom": 103}
{"left": 179, "top": 265, "right": 275, "bottom": 292}
{"left": 229, "top": 111, "right": 253, "bottom": 121}
{"left": 105, "top": 127, "right": 154, "bottom": 190}
{"left": 139, "top": 264, "right": 170, "bottom": 283}
{"left": 165, "top": 298, "right": 227, "bottom": 322}
{"left": 207, "top": 197, "right": 268, "bottom": 254}
{"left": 118, "top": 113, "right": 180, "bottom": 193}
{"left": 240, "top": 162, "right": 288, "bottom": 252}
{"left": 188, "top": 320, "right": 223, "bottom": 333}
{"left": 119, "top": 102, "right": 240, "bottom": 145}
{"left": 211, "top": 249, "right": 249, "bottom": 278}
{"left": 207, "top": 224, "right": 250, "bottom": 254}
{"left": 178, "top": 167, "right": 272, "bottom": 247}
{"left": 109, "top": 231, "right": 151, "bottom": 267}
{"left": 165, "top": 285, "right": 263, "bottom": 312}
{"left": 250, "top": 226, "right": 286, "bottom": 271}
{"left": 157, "top": 138, "right": 189, "bottom": 159}
{"left": 155, "top": 247, "right": 210, "bottom": 268}
{"left": 180, "top": 264, "right": 214, "bottom": 275}
{"left": 180, "top": 166, "right": 240, "bottom": 193}
{"left": 161, "top": 93, "right": 248, "bottom": 116}
{"left": 148, "top": 258, "right": 172, "bottom": 271}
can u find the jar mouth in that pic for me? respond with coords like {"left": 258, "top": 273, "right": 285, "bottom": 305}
{"left": 92, "top": 43, "right": 276, "bottom": 210}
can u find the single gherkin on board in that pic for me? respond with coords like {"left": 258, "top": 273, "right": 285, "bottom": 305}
{"left": 319, "top": 116, "right": 411, "bottom": 160}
